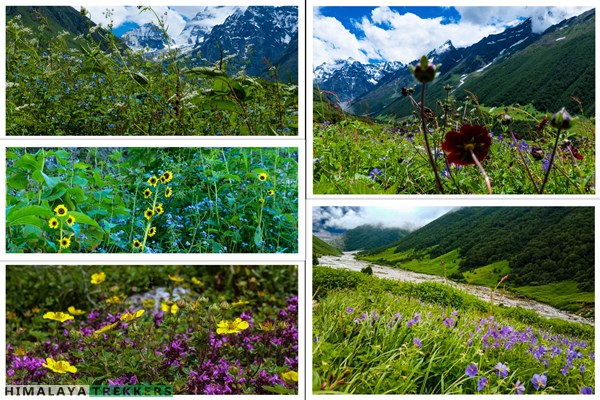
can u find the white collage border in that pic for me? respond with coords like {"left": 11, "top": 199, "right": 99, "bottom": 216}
{"left": 0, "top": 0, "right": 599, "bottom": 398}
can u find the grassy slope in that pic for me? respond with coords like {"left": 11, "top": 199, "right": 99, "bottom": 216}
{"left": 359, "top": 248, "right": 593, "bottom": 311}
{"left": 313, "top": 235, "right": 342, "bottom": 257}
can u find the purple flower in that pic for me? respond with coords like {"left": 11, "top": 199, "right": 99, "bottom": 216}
{"left": 560, "top": 365, "right": 568, "bottom": 376}
{"left": 443, "top": 317, "right": 454, "bottom": 328}
{"left": 369, "top": 168, "right": 382, "bottom": 181}
{"left": 531, "top": 373, "right": 546, "bottom": 390}
{"left": 477, "top": 376, "right": 488, "bottom": 392}
{"left": 413, "top": 338, "right": 422, "bottom": 348}
{"left": 494, "top": 362, "right": 509, "bottom": 378}
{"left": 579, "top": 364, "right": 585, "bottom": 373}
{"left": 513, "top": 380, "right": 525, "bottom": 395}
{"left": 581, "top": 387, "right": 593, "bottom": 395}
{"left": 465, "top": 363, "right": 478, "bottom": 378}
{"left": 346, "top": 307, "right": 354, "bottom": 314}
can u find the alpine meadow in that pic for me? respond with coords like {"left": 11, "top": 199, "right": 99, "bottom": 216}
{"left": 313, "top": 7, "right": 595, "bottom": 194}
{"left": 312, "top": 206, "right": 594, "bottom": 394}
{"left": 6, "top": 6, "right": 299, "bottom": 136}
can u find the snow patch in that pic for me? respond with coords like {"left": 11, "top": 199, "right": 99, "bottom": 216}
{"left": 476, "top": 62, "right": 492, "bottom": 73}
{"left": 509, "top": 38, "right": 527, "bottom": 48}
{"left": 556, "top": 36, "right": 566, "bottom": 41}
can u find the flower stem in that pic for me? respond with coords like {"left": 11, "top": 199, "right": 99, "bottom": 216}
{"left": 420, "top": 84, "right": 444, "bottom": 194}
{"left": 470, "top": 150, "right": 492, "bottom": 194}
{"left": 510, "top": 132, "right": 539, "bottom": 193}
{"left": 539, "top": 127, "right": 562, "bottom": 194}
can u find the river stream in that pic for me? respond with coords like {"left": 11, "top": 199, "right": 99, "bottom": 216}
{"left": 318, "top": 252, "right": 593, "bottom": 325}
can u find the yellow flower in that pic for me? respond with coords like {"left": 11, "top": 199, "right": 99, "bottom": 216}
{"left": 14, "top": 347, "right": 27, "bottom": 357}
{"left": 43, "top": 312, "right": 74, "bottom": 323}
{"left": 162, "top": 171, "right": 173, "bottom": 183}
{"left": 142, "top": 299, "right": 156, "bottom": 308}
{"left": 161, "top": 303, "right": 179, "bottom": 314}
{"left": 155, "top": 203, "right": 164, "bottom": 215}
{"left": 258, "top": 172, "right": 268, "bottom": 181}
{"left": 32, "top": 306, "right": 41, "bottom": 313}
{"left": 67, "top": 306, "right": 85, "bottom": 316}
{"left": 191, "top": 277, "right": 202, "bottom": 286}
{"left": 144, "top": 208, "right": 154, "bottom": 220}
{"left": 48, "top": 218, "right": 59, "bottom": 229}
{"left": 258, "top": 291, "right": 267, "bottom": 297}
{"left": 258, "top": 321, "right": 275, "bottom": 332}
{"left": 148, "top": 227, "right": 157, "bottom": 237}
{"left": 216, "top": 318, "right": 249, "bottom": 334}
{"left": 66, "top": 215, "right": 76, "bottom": 226}
{"left": 232, "top": 300, "right": 250, "bottom": 307}
{"left": 277, "top": 321, "right": 289, "bottom": 330}
{"left": 59, "top": 236, "right": 71, "bottom": 249}
{"left": 165, "top": 187, "right": 172, "bottom": 198}
{"left": 168, "top": 275, "right": 184, "bottom": 283}
{"left": 90, "top": 272, "right": 106, "bottom": 285}
{"left": 42, "top": 358, "right": 77, "bottom": 374}
{"left": 259, "top": 198, "right": 265, "bottom": 204}
{"left": 143, "top": 188, "right": 152, "bottom": 198}
{"left": 54, "top": 204, "right": 68, "bottom": 216}
{"left": 105, "top": 296, "right": 123, "bottom": 305}
{"left": 281, "top": 370, "right": 298, "bottom": 384}
{"left": 120, "top": 309, "right": 145, "bottom": 322}
{"left": 94, "top": 322, "right": 118, "bottom": 334}
{"left": 148, "top": 176, "right": 158, "bottom": 186}
{"left": 7, "top": 311, "right": 17, "bottom": 321}
{"left": 133, "top": 240, "right": 142, "bottom": 250}
{"left": 267, "top": 189, "right": 275, "bottom": 196}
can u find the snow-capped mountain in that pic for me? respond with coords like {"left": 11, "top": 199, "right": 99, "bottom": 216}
{"left": 314, "top": 59, "right": 404, "bottom": 104}
{"left": 121, "top": 22, "right": 169, "bottom": 52}
{"left": 120, "top": 6, "right": 298, "bottom": 81}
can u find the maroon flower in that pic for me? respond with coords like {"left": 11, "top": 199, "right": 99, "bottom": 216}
{"left": 442, "top": 124, "right": 491, "bottom": 165}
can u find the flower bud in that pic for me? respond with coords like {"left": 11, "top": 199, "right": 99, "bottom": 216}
{"left": 219, "top": 300, "right": 230, "bottom": 310}
{"left": 411, "top": 55, "right": 437, "bottom": 83}
{"left": 401, "top": 87, "right": 408, "bottom": 97}
{"left": 176, "top": 299, "right": 186, "bottom": 309}
{"left": 444, "top": 84, "right": 453, "bottom": 91}
{"left": 501, "top": 113, "right": 512, "bottom": 125}
{"left": 408, "top": 87, "right": 415, "bottom": 94}
{"left": 550, "top": 107, "right": 573, "bottom": 130}
{"left": 208, "top": 304, "right": 220, "bottom": 314}
{"left": 531, "top": 146, "right": 544, "bottom": 160}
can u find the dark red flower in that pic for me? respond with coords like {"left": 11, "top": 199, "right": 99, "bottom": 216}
{"left": 569, "top": 145, "right": 584, "bottom": 160}
{"left": 442, "top": 124, "right": 491, "bottom": 165}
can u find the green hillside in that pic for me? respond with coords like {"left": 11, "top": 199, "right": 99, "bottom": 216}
{"left": 342, "top": 224, "right": 409, "bottom": 251}
{"left": 313, "top": 235, "right": 342, "bottom": 257}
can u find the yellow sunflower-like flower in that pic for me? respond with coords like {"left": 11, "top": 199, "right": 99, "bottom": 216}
{"left": 191, "top": 277, "right": 202, "bottom": 286}
{"left": 162, "top": 171, "right": 173, "bottom": 183}
{"left": 65, "top": 215, "right": 76, "bottom": 226}
{"left": 14, "top": 347, "right": 27, "bottom": 357}
{"left": 281, "top": 370, "right": 298, "bottom": 385}
{"left": 161, "top": 303, "right": 179, "bottom": 314}
{"left": 42, "top": 358, "right": 77, "bottom": 374}
{"left": 91, "top": 272, "right": 106, "bottom": 285}
{"left": 148, "top": 176, "right": 158, "bottom": 186}
{"left": 67, "top": 306, "right": 86, "bottom": 316}
{"left": 48, "top": 218, "right": 59, "bottom": 229}
{"left": 133, "top": 240, "right": 142, "bottom": 250}
{"left": 259, "top": 198, "right": 265, "bottom": 204}
{"left": 148, "top": 227, "right": 157, "bottom": 237}
{"left": 143, "top": 188, "right": 152, "bottom": 198}
{"left": 258, "top": 172, "right": 268, "bottom": 181}
{"left": 94, "top": 322, "right": 118, "bottom": 334}
{"left": 155, "top": 203, "right": 164, "bottom": 215}
{"left": 120, "top": 309, "right": 145, "bottom": 322}
{"left": 168, "top": 275, "right": 184, "bottom": 283}
{"left": 267, "top": 189, "right": 275, "bottom": 196}
{"left": 43, "top": 312, "right": 74, "bottom": 323}
{"left": 59, "top": 236, "right": 72, "bottom": 249}
{"left": 216, "top": 318, "right": 249, "bottom": 335}
{"left": 165, "top": 187, "right": 172, "bottom": 198}
{"left": 54, "top": 204, "right": 68, "bottom": 216}
{"left": 144, "top": 208, "right": 154, "bottom": 220}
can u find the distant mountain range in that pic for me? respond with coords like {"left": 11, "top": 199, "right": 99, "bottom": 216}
{"left": 7, "top": 6, "right": 299, "bottom": 83}
{"left": 314, "top": 224, "right": 410, "bottom": 252}
{"left": 315, "top": 9, "right": 595, "bottom": 117}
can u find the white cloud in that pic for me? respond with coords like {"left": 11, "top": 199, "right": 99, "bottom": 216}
{"left": 313, "top": 6, "right": 594, "bottom": 66}
{"left": 77, "top": 6, "right": 187, "bottom": 36}
{"left": 312, "top": 206, "right": 455, "bottom": 236}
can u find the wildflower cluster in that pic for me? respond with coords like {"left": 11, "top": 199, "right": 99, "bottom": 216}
{"left": 47, "top": 204, "right": 76, "bottom": 251}
{"left": 133, "top": 171, "right": 173, "bottom": 252}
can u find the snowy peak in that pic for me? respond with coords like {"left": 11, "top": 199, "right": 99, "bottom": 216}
{"left": 122, "top": 22, "right": 168, "bottom": 52}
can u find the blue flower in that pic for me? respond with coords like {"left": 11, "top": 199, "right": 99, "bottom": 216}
{"left": 513, "top": 380, "right": 525, "bottom": 395}
{"left": 531, "top": 373, "right": 546, "bottom": 390}
{"left": 346, "top": 307, "right": 355, "bottom": 314}
{"left": 413, "top": 337, "right": 422, "bottom": 348}
{"left": 477, "top": 376, "right": 488, "bottom": 392}
{"left": 494, "top": 362, "right": 509, "bottom": 378}
{"left": 369, "top": 168, "right": 382, "bottom": 181}
{"left": 580, "top": 387, "right": 593, "bottom": 395}
{"left": 465, "top": 363, "right": 478, "bottom": 378}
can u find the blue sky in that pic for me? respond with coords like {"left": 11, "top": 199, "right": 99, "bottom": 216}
{"left": 313, "top": 6, "right": 594, "bottom": 65}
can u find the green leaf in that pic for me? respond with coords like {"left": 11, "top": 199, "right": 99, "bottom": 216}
{"left": 15, "top": 153, "right": 43, "bottom": 171}
{"left": 185, "top": 66, "right": 227, "bottom": 77}
{"left": 253, "top": 226, "right": 263, "bottom": 248}
{"left": 7, "top": 206, "right": 54, "bottom": 227}
{"left": 41, "top": 183, "right": 67, "bottom": 201}
{"left": 68, "top": 211, "right": 104, "bottom": 231}
{"left": 32, "top": 170, "right": 60, "bottom": 190}
{"left": 7, "top": 172, "right": 28, "bottom": 190}
{"left": 212, "top": 100, "right": 238, "bottom": 112}
{"left": 133, "top": 72, "right": 149, "bottom": 85}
